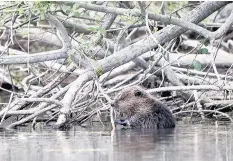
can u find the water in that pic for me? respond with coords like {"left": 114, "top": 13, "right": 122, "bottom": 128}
{"left": 0, "top": 124, "right": 233, "bottom": 161}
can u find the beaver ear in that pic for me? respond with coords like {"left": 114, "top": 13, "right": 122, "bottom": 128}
{"left": 135, "top": 91, "right": 143, "bottom": 97}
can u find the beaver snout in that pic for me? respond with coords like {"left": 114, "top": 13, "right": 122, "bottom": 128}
{"left": 115, "top": 119, "right": 129, "bottom": 126}
{"left": 110, "top": 101, "right": 115, "bottom": 107}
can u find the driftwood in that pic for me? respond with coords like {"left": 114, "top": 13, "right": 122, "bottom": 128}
{"left": 0, "top": 1, "right": 233, "bottom": 130}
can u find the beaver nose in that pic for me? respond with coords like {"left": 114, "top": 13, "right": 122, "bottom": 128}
{"left": 110, "top": 101, "right": 115, "bottom": 107}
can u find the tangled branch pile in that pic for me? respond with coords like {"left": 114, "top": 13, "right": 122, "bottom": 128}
{"left": 0, "top": 1, "right": 233, "bottom": 130}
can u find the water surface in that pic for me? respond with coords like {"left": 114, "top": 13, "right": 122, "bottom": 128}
{"left": 0, "top": 124, "right": 233, "bottom": 161}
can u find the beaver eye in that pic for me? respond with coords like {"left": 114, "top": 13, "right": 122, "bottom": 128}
{"left": 135, "top": 91, "right": 143, "bottom": 97}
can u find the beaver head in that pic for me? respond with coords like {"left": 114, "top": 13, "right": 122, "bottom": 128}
{"left": 113, "top": 86, "right": 155, "bottom": 119}
{"left": 112, "top": 86, "right": 175, "bottom": 128}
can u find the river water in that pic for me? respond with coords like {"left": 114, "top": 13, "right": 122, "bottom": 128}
{"left": 0, "top": 123, "right": 232, "bottom": 161}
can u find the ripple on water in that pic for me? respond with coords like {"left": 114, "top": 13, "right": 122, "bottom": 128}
{"left": 0, "top": 124, "right": 233, "bottom": 161}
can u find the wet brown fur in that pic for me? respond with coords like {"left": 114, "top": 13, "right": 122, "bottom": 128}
{"left": 113, "top": 86, "right": 175, "bottom": 129}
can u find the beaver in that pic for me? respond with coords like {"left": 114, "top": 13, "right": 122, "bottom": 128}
{"left": 112, "top": 86, "right": 175, "bottom": 129}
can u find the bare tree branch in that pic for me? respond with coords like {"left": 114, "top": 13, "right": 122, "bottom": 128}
{"left": 147, "top": 85, "right": 233, "bottom": 93}
{"left": 53, "top": 1, "right": 229, "bottom": 128}
{"left": 74, "top": 2, "right": 232, "bottom": 40}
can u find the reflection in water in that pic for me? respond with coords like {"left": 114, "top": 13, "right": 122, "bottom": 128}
{"left": 0, "top": 124, "right": 233, "bottom": 161}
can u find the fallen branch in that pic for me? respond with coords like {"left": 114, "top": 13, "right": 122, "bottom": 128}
{"left": 147, "top": 85, "right": 233, "bottom": 93}
{"left": 0, "top": 13, "right": 71, "bottom": 65}
{"left": 174, "top": 110, "right": 233, "bottom": 122}
{"left": 72, "top": 2, "right": 232, "bottom": 41}
{"left": 6, "top": 84, "right": 71, "bottom": 128}
{"left": 20, "top": 98, "right": 63, "bottom": 107}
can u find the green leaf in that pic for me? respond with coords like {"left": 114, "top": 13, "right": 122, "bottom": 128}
{"left": 9, "top": 51, "right": 14, "bottom": 55}
{"left": 153, "top": 8, "right": 159, "bottom": 14}
{"left": 96, "top": 65, "right": 103, "bottom": 77}
{"left": 199, "top": 48, "right": 208, "bottom": 54}
{"left": 193, "top": 60, "right": 202, "bottom": 71}
{"left": 154, "top": 27, "right": 158, "bottom": 32}
{"left": 40, "top": 11, "right": 45, "bottom": 20}
{"left": 98, "top": 27, "right": 106, "bottom": 34}
{"left": 73, "top": 11, "right": 80, "bottom": 17}
{"left": 72, "top": 4, "right": 79, "bottom": 11}
{"left": 0, "top": 20, "right": 3, "bottom": 27}
{"left": 87, "top": 27, "right": 97, "bottom": 32}
{"left": 18, "top": 8, "right": 23, "bottom": 15}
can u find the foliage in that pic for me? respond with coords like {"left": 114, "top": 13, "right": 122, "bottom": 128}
{"left": 168, "top": 1, "right": 188, "bottom": 13}
{"left": 199, "top": 48, "right": 209, "bottom": 54}
{"left": 95, "top": 65, "right": 103, "bottom": 77}
{"left": 0, "top": 1, "right": 231, "bottom": 129}
{"left": 193, "top": 60, "right": 202, "bottom": 71}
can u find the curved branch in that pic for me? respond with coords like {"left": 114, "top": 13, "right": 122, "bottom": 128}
{"left": 94, "top": 13, "right": 117, "bottom": 45}
{"left": 73, "top": 2, "right": 231, "bottom": 40}
{"left": 94, "top": 1, "right": 229, "bottom": 73}
{"left": 54, "top": 1, "right": 229, "bottom": 128}
{"left": 0, "top": 50, "right": 67, "bottom": 65}
{"left": 54, "top": 70, "right": 96, "bottom": 128}
{"left": 174, "top": 110, "right": 233, "bottom": 122}
{"left": 0, "top": 13, "right": 73, "bottom": 119}
{"left": 7, "top": 104, "right": 57, "bottom": 129}
{"left": 0, "top": 13, "right": 70, "bottom": 65}
{"left": 20, "top": 98, "right": 63, "bottom": 107}
{"left": 5, "top": 84, "right": 71, "bottom": 129}
{"left": 46, "top": 13, "right": 71, "bottom": 49}
{"left": 147, "top": 85, "right": 233, "bottom": 93}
